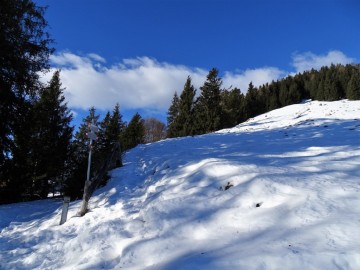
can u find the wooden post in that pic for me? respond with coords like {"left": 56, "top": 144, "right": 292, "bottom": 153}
{"left": 60, "top": 196, "right": 71, "bottom": 225}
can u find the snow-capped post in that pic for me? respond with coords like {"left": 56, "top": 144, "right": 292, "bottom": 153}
{"left": 59, "top": 196, "right": 71, "bottom": 225}
{"left": 79, "top": 121, "right": 99, "bottom": 216}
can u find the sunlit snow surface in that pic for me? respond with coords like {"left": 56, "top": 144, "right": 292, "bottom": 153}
{"left": 1, "top": 100, "right": 360, "bottom": 269}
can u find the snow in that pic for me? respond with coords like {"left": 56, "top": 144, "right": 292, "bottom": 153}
{"left": 1, "top": 100, "right": 360, "bottom": 270}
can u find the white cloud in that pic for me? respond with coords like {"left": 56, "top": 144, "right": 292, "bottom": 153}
{"left": 47, "top": 53, "right": 208, "bottom": 112}
{"left": 43, "top": 50, "right": 356, "bottom": 115}
{"left": 50, "top": 52, "right": 93, "bottom": 68}
{"left": 87, "top": 53, "right": 106, "bottom": 63}
{"left": 223, "top": 67, "right": 286, "bottom": 92}
{"left": 291, "top": 50, "right": 355, "bottom": 73}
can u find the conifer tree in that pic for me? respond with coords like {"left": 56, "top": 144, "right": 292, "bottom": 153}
{"left": 243, "top": 82, "right": 260, "bottom": 119}
{"left": 193, "top": 68, "right": 222, "bottom": 134}
{"left": 288, "top": 81, "right": 302, "bottom": 104}
{"left": 323, "top": 69, "right": 341, "bottom": 101}
{"left": 96, "top": 103, "right": 125, "bottom": 169}
{"left": 121, "top": 113, "right": 145, "bottom": 151}
{"left": 30, "top": 70, "right": 73, "bottom": 197}
{"left": 98, "top": 111, "right": 111, "bottom": 153}
{"left": 8, "top": 107, "right": 35, "bottom": 200}
{"left": 279, "top": 80, "right": 290, "bottom": 107}
{"left": 99, "top": 103, "right": 125, "bottom": 152}
{"left": 266, "top": 82, "right": 280, "bottom": 111}
{"left": 177, "top": 76, "right": 197, "bottom": 136}
{"left": 108, "top": 103, "right": 125, "bottom": 144}
{"left": 167, "top": 92, "right": 180, "bottom": 138}
{"left": 346, "top": 72, "right": 360, "bottom": 100}
{"left": 0, "top": 0, "right": 53, "bottom": 203}
{"left": 220, "top": 87, "right": 245, "bottom": 128}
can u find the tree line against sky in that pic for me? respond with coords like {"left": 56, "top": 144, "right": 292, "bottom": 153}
{"left": 167, "top": 64, "right": 360, "bottom": 138}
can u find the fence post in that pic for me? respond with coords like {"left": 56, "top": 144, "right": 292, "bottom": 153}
{"left": 59, "top": 196, "right": 71, "bottom": 225}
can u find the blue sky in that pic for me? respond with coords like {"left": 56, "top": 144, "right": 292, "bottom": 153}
{"left": 34, "top": 0, "right": 360, "bottom": 126}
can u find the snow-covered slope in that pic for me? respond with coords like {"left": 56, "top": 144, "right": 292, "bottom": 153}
{"left": 1, "top": 100, "right": 360, "bottom": 270}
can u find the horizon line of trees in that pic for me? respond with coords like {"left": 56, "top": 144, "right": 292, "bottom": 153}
{"left": 167, "top": 64, "right": 360, "bottom": 138}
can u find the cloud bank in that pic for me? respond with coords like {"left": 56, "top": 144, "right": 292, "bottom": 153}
{"left": 45, "top": 50, "right": 356, "bottom": 114}
{"left": 291, "top": 50, "right": 355, "bottom": 73}
{"left": 47, "top": 53, "right": 207, "bottom": 111}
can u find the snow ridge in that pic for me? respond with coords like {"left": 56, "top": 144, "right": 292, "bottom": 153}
{"left": 1, "top": 100, "right": 360, "bottom": 270}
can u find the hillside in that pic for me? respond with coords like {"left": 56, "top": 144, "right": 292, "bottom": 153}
{"left": 1, "top": 100, "right": 360, "bottom": 270}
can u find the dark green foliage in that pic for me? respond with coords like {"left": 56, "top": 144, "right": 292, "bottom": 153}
{"left": 263, "top": 82, "right": 280, "bottom": 111}
{"left": 177, "top": 76, "right": 197, "bottom": 136}
{"left": 64, "top": 107, "right": 100, "bottom": 199}
{"left": 167, "top": 76, "right": 197, "bottom": 137}
{"left": 166, "top": 63, "right": 360, "bottom": 139}
{"left": 322, "top": 66, "right": 341, "bottom": 101}
{"left": 98, "top": 112, "right": 112, "bottom": 153}
{"left": 96, "top": 103, "right": 125, "bottom": 172}
{"left": 288, "top": 81, "right": 302, "bottom": 104}
{"left": 243, "top": 82, "right": 261, "bottom": 119}
{"left": 308, "top": 65, "right": 349, "bottom": 101}
{"left": 279, "top": 78, "right": 299, "bottom": 107}
{"left": 30, "top": 70, "right": 73, "bottom": 198}
{"left": 121, "top": 113, "right": 145, "bottom": 151}
{"left": 0, "top": 0, "right": 53, "bottom": 203}
{"left": 60, "top": 103, "right": 126, "bottom": 199}
{"left": 1, "top": 70, "right": 73, "bottom": 202}
{"left": 167, "top": 92, "right": 180, "bottom": 138}
{"left": 99, "top": 103, "right": 125, "bottom": 153}
{"left": 107, "top": 103, "right": 125, "bottom": 144}
{"left": 220, "top": 87, "right": 245, "bottom": 128}
{"left": 0, "top": 0, "right": 53, "bottom": 167}
{"left": 346, "top": 71, "right": 360, "bottom": 100}
{"left": 6, "top": 105, "right": 35, "bottom": 201}
{"left": 193, "top": 68, "right": 222, "bottom": 134}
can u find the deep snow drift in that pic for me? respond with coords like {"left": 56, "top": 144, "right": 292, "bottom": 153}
{"left": 1, "top": 100, "right": 360, "bottom": 270}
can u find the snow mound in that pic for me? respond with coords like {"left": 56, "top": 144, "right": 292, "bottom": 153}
{"left": 219, "top": 99, "right": 360, "bottom": 133}
{"left": 1, "top": 100, "right": 360, "bottom": 270}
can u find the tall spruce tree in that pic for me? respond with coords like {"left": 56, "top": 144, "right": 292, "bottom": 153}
{"left": 97, "top": 103, "right": 125, "bottom": 169}
{"left": 243, "top": 82, "right": 260, "bottom": 119}
{"left": 177, "top": 76, "right": 197, "bottom": 136}
{"left": 108, "top": 103, "right": 125, "bottom": 144}
{"left": 0, "top": 0, "right": 53, "bottom": 202}
{"left": 167, "top": 92, "right": 180, "bottom": 138}
{"left": 193, "top": 68, "right": 222, "bottom": 134}
{"left": 98, "top": 111, "right": 111, "bottom": 154}
{"left": 99, "top": 103, "right": 125, "bottom": 152}
{"left": 30, "top": 70, "right": 73, "bottom": 198}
